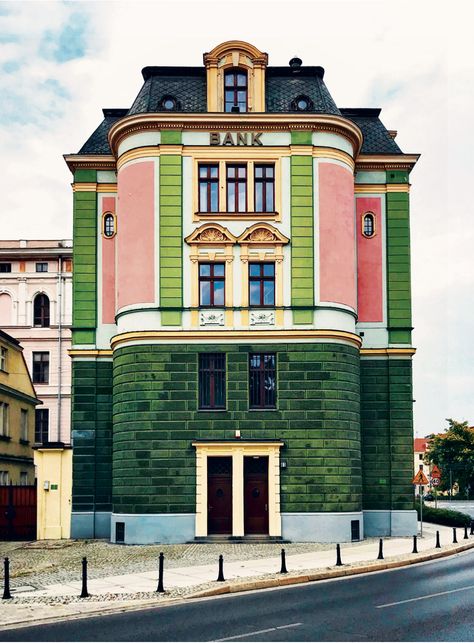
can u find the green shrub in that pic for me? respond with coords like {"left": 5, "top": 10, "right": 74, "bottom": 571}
{"left": 416, "top": 504, "right": 471, "bottom": 527}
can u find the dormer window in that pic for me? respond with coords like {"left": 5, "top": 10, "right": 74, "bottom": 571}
{"left": 224, "top": 69, "right": 248, "bottom": 113}
{"left": 160, "top": 95, "right": 179, "bottom": 111}
{"left": 291, "top": 95, "right": 313, "bottom": 112}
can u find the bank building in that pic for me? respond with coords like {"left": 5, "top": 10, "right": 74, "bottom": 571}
{"left": 65, "top": 41, "right": 418, "bottom": 544}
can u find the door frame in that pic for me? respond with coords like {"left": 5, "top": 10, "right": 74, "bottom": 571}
{"left": 193, "top": 441, "right": 283, "bottom": 537}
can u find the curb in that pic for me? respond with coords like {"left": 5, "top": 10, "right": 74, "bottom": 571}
{"left": 186, "top": 541, "right": 474, "bottom": 599}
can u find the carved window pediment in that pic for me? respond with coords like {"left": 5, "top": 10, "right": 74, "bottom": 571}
{"left": 185, "top": 224, "right": 237, "bottom": 245}
{"left": 238, "top": 224, "right": 289, "bottom": 245}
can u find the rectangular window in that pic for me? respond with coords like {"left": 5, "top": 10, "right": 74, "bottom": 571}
{"left": 20, "top": 409, "right": 28, "bottom": 441}
{"left": 249, "top": 263, "right": 275, "bottom": 307}
{"left": 32, "top": 352, "right": 49, "bottom": 384}
{"left": 0, "top": 347, "right": 7, "bottom": 371}
{"left": 35, "top": 408, "right": 49, "bottom": 444}
{"left": 35, "top": 262, "right": 48, "bottom": 272}
{"left": 0, "top": 403, "right": 9, "bottom": 436}
{"left": 20, "top": 472, "right": 28, "bottom": 486}
{"left": 199, "top": 164, "right": 219, "bottom": 212}
{"left": 199, "top": 263, "right": 225, "bottom": 307}
{"left": 249, "top": 353, "right": 276, "bottom": 409}
{"left": 419, "top": 454, "right": 423, "bottom": 460}
{"left": 0, "top": 263, "right": 11, "bottom": 273}
{"left": 224, "top": 70, "right": 248, "bottom": 113}
{"left": 199, "top": 353, "right": 226, "bottom": 409}
{"left": 0, "top": 471, "right": 9, "bottom": 485}
{"left": 254, "top": 165, "right": 275, "bottom": 212}
{"left": 227, "top": 165, "right": 247, "bottom": 213}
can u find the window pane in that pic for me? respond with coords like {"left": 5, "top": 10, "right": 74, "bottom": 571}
{"left": 266, "top": 189, "right": 274, "bottom": 212}
{"left": 238, "top": 182, "right": 246, "bottom": 211}
{"left": 237, "top": 91, "right": 246, "bottom": 104}
{"left": 255, "top": 166, "right": 263, "bottom": 178}
{"left": 237, "top": 166, "right": 246, "bottom": 178}
{"left": 213, "top": 264, "right": 225, "bottom": 277}
{"left": 200, "top": 264, "right": 211, "bottom": 277}
{"left": 213, "top": 281, "right": 225, "bottom": 306}
{"left": 200, "top": 281, "right": 211, "bottom": 305}
{"left": 199, "top": 183, "right": 208, "bottom": 211}
{"left": 249, "top": 264, "right": 261, "bottom": 277}
{"left": 237, "top": 73, "right": 247, "bottom": 86}
{"left": 264, "top": 281, "right": 275, "bottom": 305}
{"left": 210, "top": 166, "right": 218, "bottom": 178}
{"left": 210, "top": 183, "right": 218, "bottom": 212}
{"left": 225, "top": 74, "right": 234, "bottom": 87}
{"left": 255, "top": 183, "right": 263, "bottom": 212}
{"left": 199, "top": 166, "right": 208, "bottom": 178}
{"left": 263, "top": 264, "right": 275, "bottom": 276}
{"left": 227, "top": 166, "right": 235, "bottom": 178}
{"left": 249, "top": 282, "right": 261, "bottom": 306}
{"left": 227, "top": 183, "right": 235, "bottom": 212}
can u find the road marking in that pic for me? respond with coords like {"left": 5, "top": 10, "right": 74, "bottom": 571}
{"left": 377, "top": 584, "right": 474, "bottom": 608}
{"left": 213, "top": 623, "right": 302, "bottom": 641}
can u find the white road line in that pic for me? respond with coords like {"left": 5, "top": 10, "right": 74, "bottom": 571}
{"left": 377, "top": 584, "right": 474, "bottom": 608}
{"left": 213, "top": 623, "right": 302, "bottom": 641}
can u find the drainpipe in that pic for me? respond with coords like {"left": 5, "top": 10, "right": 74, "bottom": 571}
{"left": 57, "top": 257, "right": 63, "bottom": 443}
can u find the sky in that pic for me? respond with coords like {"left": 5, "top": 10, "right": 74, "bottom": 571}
{"left": 0, "top": 0, "right": 472, "bottom": 436}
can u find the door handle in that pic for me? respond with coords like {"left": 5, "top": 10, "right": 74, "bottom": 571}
{"left": 265, "top": 504, "right": 268, "bottom": 511}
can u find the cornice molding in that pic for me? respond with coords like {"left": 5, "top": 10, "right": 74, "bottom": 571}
{"left": 356, "top": 154, "right": 419, "bottom": 172}
{"left": 64, "top": 154, "right": 116, "bottom": 173}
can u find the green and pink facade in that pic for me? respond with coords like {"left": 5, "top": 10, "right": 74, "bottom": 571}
{"left": 66, "top": 41, "right": 418, "bottom": 543}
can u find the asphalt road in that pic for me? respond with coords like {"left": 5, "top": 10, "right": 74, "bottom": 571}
{"left": 2, "top": 549, "right": 474, "bottom": 641}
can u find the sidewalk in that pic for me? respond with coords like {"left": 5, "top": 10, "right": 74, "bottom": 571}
{"left": 1, "top": 522, "right": 473, "bottom": 630}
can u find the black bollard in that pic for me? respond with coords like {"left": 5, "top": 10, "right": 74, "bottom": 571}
{"left": 156, "top": 552, "right": 165, "bottom": 593}
{"left": 412, "top": 535, "right": 418, "bottom": 554}
{"left": 280, "top": 548, "right": 288, "bottom": 574}
{"left": 464, "top": 525, "right": 469, "bottom": 540}
{"left": 453, "top": 527, "right": 458, "bottom": 544}
{"left": 216, "top": 554, "right": 225, "bottom": 582}
{"left": 80, "top": 556, "right": 89, "bottom": 598}
{"left": 471, "top": 520, "right": 474, "bottom": 536}
{"left": 435, "top": 530, "right": 441, "bottom": 548}
{"left": 335, "top": 544, "right": 342, "bottom": 566}
{"left": 377, "top": 538, "right": 384, "bottom": 560}
{"left": 2, "top": 558, "right": 12, "bottom": 600}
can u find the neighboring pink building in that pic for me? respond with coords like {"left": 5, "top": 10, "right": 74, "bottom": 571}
{"left": 0, "top": 240, "right": 72, "bottom": 446}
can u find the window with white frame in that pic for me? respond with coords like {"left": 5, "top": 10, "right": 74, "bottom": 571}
{"left": 0, "top": 347, "right": 7, "bottom": 371}
{"left": 20, "top": 409, "right": 28, "bottom": 441}
{"left": 20, "top": 472, "right": 28, "bottom": 486}
{"left": 0, "top": 471, "right": 9, "bottom": 485}
{"left": 0, "top": 402, "right": 9, "bottom": 437}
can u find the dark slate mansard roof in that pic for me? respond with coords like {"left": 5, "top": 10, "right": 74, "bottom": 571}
{"left": 77, "top": 66, "right": 402, "bottom": 155}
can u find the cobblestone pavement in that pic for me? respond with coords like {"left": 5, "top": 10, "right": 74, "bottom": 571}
{"left": 0, "top": 538, "right": 379, "bottom": 590}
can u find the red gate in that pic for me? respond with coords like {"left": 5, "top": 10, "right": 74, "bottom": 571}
{"left": 0, "top": 486, "right": 36, "bottom": 541}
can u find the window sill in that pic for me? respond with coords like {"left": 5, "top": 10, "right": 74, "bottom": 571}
{"left": 248, "top": 408, "right": 278, "bottom": 412}
{"left": 194, "top": 212, "right": 280, "bottom": 222}
{"left": 19, "top": 439, "right": 30, "bottom": 445}
{"left": 197, "top": 409, "right": 227, "bottom": 413}
{"left": 0, "top": 435, "right": 11, "bottom": 442}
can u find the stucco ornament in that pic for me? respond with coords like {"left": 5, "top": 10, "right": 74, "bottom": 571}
{"left": 248, "top": 228, "right": 278, "bottom": 242}
{"left": 198, "top": 228, "right": 226, "bottom": 242}
{"left": 199, "top": 311, "right": 225, "bottom": 326}
{"left": 250, "top": 311, "right": 275, "bottom": 326}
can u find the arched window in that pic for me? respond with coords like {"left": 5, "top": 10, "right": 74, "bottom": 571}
{"left": 0, "top": 293, "right": 12, "bottom": 326}
{"left": 363, "top": 213, "right": 375, "bottom": 238}
{"left": 103, "top": 213, "right": 116, "bottom": 238}
{"left": 34, "top": 294, "right": 50, "bottom": 328}
{"left": 224, "top": 69, "right": 248, "bottom": 113}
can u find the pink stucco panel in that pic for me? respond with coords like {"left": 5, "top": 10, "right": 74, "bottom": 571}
{"left": 102, "top": 196, "right": 116, "bottom": 324}
{"left": 357, "top": 197, "right": 383, "bottom": 322}
{"left": 319, "top": 163, "right": 356, "bottom": 309}
{"left": 117, "top": 162, "right": 155, "bottom": 309}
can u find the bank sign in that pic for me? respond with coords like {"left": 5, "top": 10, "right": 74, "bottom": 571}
{"left": 210, "top": 132, "right": 263, "bottom": 146}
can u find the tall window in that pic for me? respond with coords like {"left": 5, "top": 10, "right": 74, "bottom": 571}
{"left": 20, "top": 409, "right": 28, "bottom": 441}
{"left": 249, "top": 354, "right": 276, "bottom": 409}
{"left": 0, "top": 472, "right": 9, "bottom": 485}
{"left": 32, "top": 352, "right": 49, "bottom": 384}
{"left": 227, "top": 165, "right": 247, "bottom": 213}
{"left": 199, "top": 353, "right": 226, "bottom": 409}
{"left": 224, "top": 69, "right": 248, "bottom": 112}
{"left": 20, "top": 472, "right": 28, "bottom": 486}
{"left": 35, "top": 262, "right": 48, "bottom": 272}
{"left": 35, "top": 408, "right": 49, "bottom": 444}
{"left": 0, "top": 263, "right": 11, "bottom": 273}
{"left": 33, "top": 294, "right": 50, "bottom": 327}
{"left": 254, "top": 165, "right": 275, "bottom": 212}
{"left": 363, "top": 213, "right": 375, "bottom": 237}
{"left": 249, "top": 263, "right": 275, "bottom": 306}
{"left": 199, "top": 165, "right": 219, "bottom": 212}
{"left": 199, "top": 263, "right": 225, "bottom": 306}
{"left": 103, "top": 213, "right": 116, "bottom": 238}
{"left": 0, "top": 347, "right": 7, "bottom": 371}
{"left": 0, "top": 402, "right": 9, "bottom": 437}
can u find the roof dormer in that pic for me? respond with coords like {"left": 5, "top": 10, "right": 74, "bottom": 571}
{"left": 203, "top": 40, "right": 268, "bottom": 113}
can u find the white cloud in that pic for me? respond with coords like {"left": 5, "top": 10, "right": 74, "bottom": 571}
{"left": 0, "top": 0, "right": 472, "bottom": 433}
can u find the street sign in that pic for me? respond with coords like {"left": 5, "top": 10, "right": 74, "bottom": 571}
{"left": 431, "top": 478, "right": 440, "bottom": 487}
{"left": 430, "top": 465, "right": 441, "bottom": 479}
{"left": 412, "top": 470, "right": 429, "bottom": 485}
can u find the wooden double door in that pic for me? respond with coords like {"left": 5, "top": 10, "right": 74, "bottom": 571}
{"left": 207, "top": 456, "right": 268, "bottom": 536}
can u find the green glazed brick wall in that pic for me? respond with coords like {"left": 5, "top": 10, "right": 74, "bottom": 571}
{"left": 71, "top": 360, "right": 113, "bottom": 512}
{"left": 290, "top": 152, "right": 314, "bottom": 325}
{"left": 360, "top": 358, "right": 414, "bottom": 510}
{"left": 160, "top": 139, "right": 182, "bottom": 326}
{"left": 72, "top": 170, "right": 97, "bottom": 346}
{"left": 386, "top": 170, "right": 412, "bottom": 344}
{"left": 112, "top": 342, "right": 361, "bottom": 515}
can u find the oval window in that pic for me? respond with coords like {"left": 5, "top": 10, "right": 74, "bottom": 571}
{"left": 161, "top": 96, "right": 177, "bottom": 111}
{"left": 103, "top": 213, "right": 115, "bottom": 238}
{"left": 363, "top": 213, "right": 375, "bottom": 237}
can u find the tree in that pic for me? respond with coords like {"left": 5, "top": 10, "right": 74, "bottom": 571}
{"left": 426, "top": 419, "right": 474, "bottom": 496}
